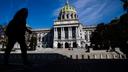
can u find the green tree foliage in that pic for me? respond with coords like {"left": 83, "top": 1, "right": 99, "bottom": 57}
{"left": 91, "top": 23, "right": 107, "bottom": 50}
{"left": 90, "top": 13, "right": 128, "bottom": 57}
{"left": 121, "top": 0, "right": 128, "bottom": 13}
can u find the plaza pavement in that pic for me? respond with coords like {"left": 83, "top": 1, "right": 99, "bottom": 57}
{"left": 0, "top": 48, "right": 127, "bottom": 72}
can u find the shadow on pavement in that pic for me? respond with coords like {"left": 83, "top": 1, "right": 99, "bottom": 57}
{"left": 0, "top": 53, "right": 128, "bottom": 72}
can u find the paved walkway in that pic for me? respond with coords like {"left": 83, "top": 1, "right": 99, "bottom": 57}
{"left": 0, "top": 48, "right": 126, "bottom": 59}
{"left": 0, "top": 48, "right": 127, "bottom": 72}
{"left": 0, "top": 59, "right": 128, "bottom": 72}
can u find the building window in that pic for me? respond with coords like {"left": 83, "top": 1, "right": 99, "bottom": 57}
{"left": 65, "top": 42, "right": 69, "bottom": 48}
{"left": 57, "top": 28, "right": 61, "bottom": 39}
{"left": 72, "top": 27, "right": 76, "bottom": 39}
{"left": 73, "top": 42, "right": 77, "bottom": 48}
{"left": 62, "top": 14, "right": 64, "bottom": 19}
{"left": 38, "top": 36, "right": 41, "bottom": 42}
{"left": 71, "top": 13, "right": 73, "bottom": 19}
{"left": 67, "top": 14, "right": 69, "bottom": 19}
{"left": 85, "top": 35, "right": 87, "bottom": 40}
{"left": 74, "top": 14, "right": 77, "bottom": 19}
{"left": 42, "top": 37, "right": 44, "bottom": 42}
{"left": 64, "top": 27, "right": 68, "bottom": 39}
{"left": 58, "top": 43, "right": 61, "bottom": 48}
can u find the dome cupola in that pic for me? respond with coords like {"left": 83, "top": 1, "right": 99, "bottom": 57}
{"left": 60, "top": 1, "right": 76, "bottom": 13}
{"left": 58, "top": 0, "right": 78, "bottom": 20}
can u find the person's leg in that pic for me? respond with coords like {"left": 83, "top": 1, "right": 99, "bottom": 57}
{"left": 4, "top": 38, "right": 15, "bottom": 65}
{"left": 18, "top": 36, "right": 28, "bottom": 65}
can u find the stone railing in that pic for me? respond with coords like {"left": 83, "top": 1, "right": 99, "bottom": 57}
{"left": 0, "top": 52, "right": 126, "bottom": 64}
{"left": 67, "top": 53, "right": 126, "bottom": 59}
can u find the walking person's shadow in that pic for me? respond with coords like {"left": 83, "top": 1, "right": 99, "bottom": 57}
{"left": 4, "top": 8, "right": 32, "bottom": 66}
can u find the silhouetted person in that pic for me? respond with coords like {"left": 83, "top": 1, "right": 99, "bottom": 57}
{"left": 4, "top": 8, "right": 32, "bottom": 65}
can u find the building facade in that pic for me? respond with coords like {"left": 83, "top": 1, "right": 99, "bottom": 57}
{"left": 32, "top": 28, "right": 53, "bottom": 48}
{"left": 0, "top": 1, "right": 95, "bottom": 49}
{"left": 0, "top": 1, "right": 126, "bottom": 59}
{"left": 33, "top": 1, "right": 95, "bottom": 49}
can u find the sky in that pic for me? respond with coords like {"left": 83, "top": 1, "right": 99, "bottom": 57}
{"left": 0, "top": 0, "right": 125, "bottom": 29}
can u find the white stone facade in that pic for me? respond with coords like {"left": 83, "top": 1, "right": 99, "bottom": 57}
{"left": 32, "top": 2, "right": 96, "bottom": 49}
{"left": 53, "top": 20, "right": 95, "bottom": 49}
{"left": 0, "top": 1, "right": 126, "bottom": 59}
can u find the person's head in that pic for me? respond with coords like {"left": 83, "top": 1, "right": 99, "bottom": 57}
{"left": 13, "top": 8, "right": 28, "bottom": 20}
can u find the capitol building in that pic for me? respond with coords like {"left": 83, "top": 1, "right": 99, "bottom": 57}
{"left": 33, "top": 1, "right": 95, "bottom": 49}
{"left": 0, "top": 1, "right": 126, "bottom": 59}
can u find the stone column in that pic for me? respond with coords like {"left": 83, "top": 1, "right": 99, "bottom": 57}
{"left": 87, "top": 31, "right": 90, "bottom": 42}
{"left": 76, "top": 27, "right": 78, "bottom": 39}
{"left": 37, "top": 33, "right": 41, "bottom": 48}
{"left": 53, "top": 28, "right": 58, "bottom": 48}
{"left": 73, "top": 13, "right": 75, "bottom": 19}
{"left": 61, "top": 27, "right": 65, "bottom": 40}
{"left": 63, "top": 28, "right": 65, "bottom": 39}
{"left": 68, "top": 27, "right": 72, "bottom": 40}
{"left": 77, "top": 40, "right": 81, "bottom": 48}
{"left": 54, "top": 28, "right": 58, "bottom": 40}
{"left": 63, "top": 42, "right": 65, "bottom": 49}
{"left": 64, "top": 13, "right": 67, "bottom": 20}
{"left": 53, "top": 41, "right": 57, "bottom": 48}
{"left": 40, "top": 33, "right": 43, "bottom": 48}
{"left": 71, "top": 42, "right": 73, "bottom": 48}
{"left": 69, "top": 13, "right": 72, "bottom": 19}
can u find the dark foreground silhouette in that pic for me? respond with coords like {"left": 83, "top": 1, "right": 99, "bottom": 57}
{"left": 4, "top": 8, "right": 32, "bottom": 65}
{"left": 0, "top": 53, "right": 127, "bottom": 72}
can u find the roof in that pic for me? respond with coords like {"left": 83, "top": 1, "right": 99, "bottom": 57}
{"left": 60, "top": 1, "right": 76, "bottom": 13}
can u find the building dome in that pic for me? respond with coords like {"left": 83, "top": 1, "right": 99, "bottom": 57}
{"left": 60, "top": 3, "right": 76, "bottom": 13}
{"left": 58, "top": 1, "right": 78, "bottom": 20}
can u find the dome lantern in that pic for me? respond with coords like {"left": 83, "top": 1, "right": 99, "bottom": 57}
{"left": 58, "top": 0, "right": 78, "bottom": 20}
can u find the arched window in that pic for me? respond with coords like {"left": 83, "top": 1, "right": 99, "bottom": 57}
{"left": 57, "top": 28, "right": 61, "bottom": 39}
{"left": 62, "top": 14, "right": 65, "bottom": 20}
{"left": 58, "top": 43, "right": 61, "bottom": 48}
{"left": 73, "top": 42, "right": 77, "bottom": 48}
{"left": 64, "top": 27, "right": 68, "bottom": 39}
{"left": 85, "top": 35, "right": 88, "bottom": 40}
{"left": 67, "top": 14, "right": 69, "bottom": 19}
{"left": 71, "top": 13, "right": 73, "bottom": 19}
{"left": 76, "top": 15, "right": 78, "bottom": 19}
{"left": 65, "top": 42, "right": 69, "bottom": 48}
{"left": 72, "top": 27, "right": 76, "bottom": 39}
{"left": 74, "top": 14, "right": 77, "bottom": 19}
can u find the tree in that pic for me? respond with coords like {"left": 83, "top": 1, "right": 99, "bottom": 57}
{"left": 121, "top": 0, "right": 128, "bottom": 13}
{"left": 90, "top": 15, "right": 128, "bottom": 53}
{"left": 118, "top": 13, "right": 128, "bottom": 57}
{"left": 90, "top": 23, "right": 108, "bottom": 50}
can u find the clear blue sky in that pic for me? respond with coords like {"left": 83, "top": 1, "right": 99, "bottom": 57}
{"left": 0, "top": 0, "right": 124, "bottom": 29}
